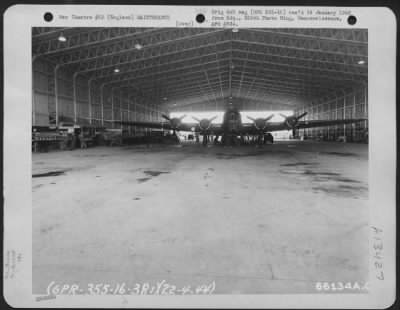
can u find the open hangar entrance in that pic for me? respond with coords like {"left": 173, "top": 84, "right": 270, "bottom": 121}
{"left": 32, "top": 27, "right": 369, "bottom": 295}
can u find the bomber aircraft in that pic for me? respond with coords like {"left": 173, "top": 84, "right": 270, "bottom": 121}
{"left": 113, "top": 107, "right": 365, "bottom": 146}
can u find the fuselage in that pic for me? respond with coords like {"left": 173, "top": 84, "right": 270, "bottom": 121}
{"left": 221, "top": 107, "right": 242, "bottom": 133}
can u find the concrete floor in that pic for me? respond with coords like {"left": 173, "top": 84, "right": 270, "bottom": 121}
{"left": 32, "top": 140, "right": 369, "bottom": 294}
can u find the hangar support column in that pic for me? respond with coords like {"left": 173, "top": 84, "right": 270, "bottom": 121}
{"left": 73, "top": 72, "right": 78, "bottom": 124}
{"left": 54, "top": 64, "right": 61, "bottom": 126}
{"left": 100, "top": 84, "right": 105, "bottom": 126}
{"left": 111, "top": 87, "right": 115, "bottom": 129}
{"left": 127, "top": 89, "right": 131, "bottom": 134}
{"left": 352, "top": 86, "right": 357, "bottom": 141}
{"left": 120, "top": 89, "right": 123, "bottom": 130}
{"left": 341, "top": 89, "right": 346, "bottom": 140}
{"left": 88, "top": 79, "right": 93, "bottom": 125}
{"left": 335, "top": 92, "right": 338, "bottom": 141}
{"left": 363, "top": 81, "right": 368, "bottom": 140}
{"left": 32, "top": 56, "right": 37, "bottom": 126}
{"left": 134, "top": 97, "right": 137, "bottom": 136}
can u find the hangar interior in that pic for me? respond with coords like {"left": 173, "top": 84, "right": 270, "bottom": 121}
{"left": 32, "top": 27, "right": 369, "bottom": 295}
{"left": 32, "top": 27, "right": 368, "bottom": 142}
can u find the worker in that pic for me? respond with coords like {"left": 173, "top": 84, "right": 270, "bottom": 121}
{"left": 80, "top": 130, "right": 87, "bottom": 149}
{"left": 70, "top": 133, "right": 76, "bottom": 150}
{"left": 32, "top": 128, "right": 38, "bottom": 152}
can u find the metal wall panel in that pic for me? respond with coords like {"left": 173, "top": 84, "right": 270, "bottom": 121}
{"left": 76, "top": 85, "right": 89, "bottom": 102}
{"left": 33, "top": 58, "right": 163, "bottom": 131}
{"left": 103, "top": 107, "right": 112, "bottom": 120}
{"left": 58, "top": 97, "right": 74, "bottom": 117}
{"left": 345, "top": 107, "right": 353, "bottom": 119}
{"left": 58, "top": 67, "right": 73, "bottom": 80}
{"left": 337, "top": 98, "right": 344, "bottom": 109}
{"left": 92, "top": 105, "right": 102, "bottom": 119}
{"left": 77, "top": 102, "right": 89, "bottom": 117}
{"left": 77, "top": 117, "right": 90, "bottom": 125}
{"left": 34, "top": 113, "right": 49, "bottom": 126}
{"left": 296, "top": 84, "right": 368, "bottom": 141}
{"left": 57, "top": 78, "right": 73, "bottom": 97}
{"left": 34, "top": 93, "right": 48, "bottom": 113}
{"left": 112, "top": 109, "right": 121, "bottom": 121}
{"left": 33, "top": 71, "right": 48, "bottom": 92}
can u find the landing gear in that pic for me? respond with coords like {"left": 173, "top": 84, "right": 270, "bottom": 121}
{"left": 172, "top": 131, "right": 179, "bottom": 142}
{"left": 257, "top": 134, "right": 263, "bottom": 146}
{"left": 221, "top": 134, "right": 226, "bottom": 146}
{"left": 254, "top": 133, "right": 274, "bottom": 146}
{"left": 240, "top": 134, "right": 245, "bottom": 144}
{"left": 220, "top": 134, "right": 238, "bottom": 146}
{"left": 264, "top": 133, "right": 274, "bottom": 144}
{"left": 202, "top": 134, "right": 208, "bottom": 147}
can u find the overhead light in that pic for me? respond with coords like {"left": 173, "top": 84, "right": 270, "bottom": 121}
{"left": 358, "top": 60, "right": 365, "bottom": 65}
{"left": 163, "top": 97, "right": 167, "bottom": 100}
{"left": 229, "top": 96, "right": 232, "bottom": 99}
{"left": 58, "top": 33, "right": 67, "bottom": 42}
{"left": 135, "top": 43, "right": 143, "bottom": 50}
{"left": 232, "top": 28, "right": 239, "bottom": 33}
{"left": 173, "top": 103, "right": 177, "bottom": 105}
{"left": 114, "top": 68, "right": 120, "bottom": 73}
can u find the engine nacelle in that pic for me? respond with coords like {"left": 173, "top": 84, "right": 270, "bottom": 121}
{"left": 162, "top": 114, "right": 187, "bottom": 130}
{"left": 199, "top": 119, "right": 212, "bottom": 130}
{"left": 254, "top": 118, "right": 267, "bottom": 130}
{"left": 285, "top": 117, "right": 299, "bottom": 128}
{"left": 192, "top": 115, "right": 217, "bottom": 132}
{"left": 169, "top": 118, "right": 182, "bottom": 129}
{"left": 279, "top": 112, "right": 307, "bottom": 129}
{"left": 247, "top": 114, "right": 274, "bottom": 130}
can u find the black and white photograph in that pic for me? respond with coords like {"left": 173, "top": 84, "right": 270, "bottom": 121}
{"left": 3, "top": 5, "right": 396, "bottom": 309}
{"left": 31, "top": 25, "right": 370, "bottom": 293}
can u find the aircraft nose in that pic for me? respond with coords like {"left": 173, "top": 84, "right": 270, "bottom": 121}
{"left": 228, "top": 121, "right": 238, "bottom": 131}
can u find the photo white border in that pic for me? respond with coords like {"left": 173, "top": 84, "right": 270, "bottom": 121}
{"left": 3, "top": 5, "right": 397, "bottom": 308}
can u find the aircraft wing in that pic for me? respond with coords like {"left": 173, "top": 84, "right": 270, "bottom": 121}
{"left": 206, "top": 124, "right": 223, "bottom": 133}
{"left": 113, "top": 120, "right": 166, "bottom": 130}
{"left": 263, "top": 118, "right": 366, "bottom": 132}
{"left": 113, "top": 120, "right": 209, "bottom": 132}
{"left": 294, "top": 119, "right": 367, "bottom": 130}
{"left": 233, "top": 124, "right": 265, "bottom": 135}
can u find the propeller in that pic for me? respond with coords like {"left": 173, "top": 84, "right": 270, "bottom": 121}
{"left": 279, "top": 112, "right": 307, "bottom": 129}
{"left": 279, "top": 112, "right": 307, "bottom": 138}
{"left": 161, "top": 114, "right": 186, "bottom": 134}
{"left": 192, "top": 116, "right": 217, "bottom": 131}
{"left": 192, "top": 116, "right": 217, "bottom": 146}
{"left": 247, "top": 114, "right": 275, "bottom": 146}
{"left": 247, "top": 114, "right": 274, "bottom": 130}
{"left": 161, "top": 114, "right": 170, "bottom": 121}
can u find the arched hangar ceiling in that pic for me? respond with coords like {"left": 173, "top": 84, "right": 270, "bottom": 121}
{"left": 32, "top": 27, "right": 368, "bottom": 111}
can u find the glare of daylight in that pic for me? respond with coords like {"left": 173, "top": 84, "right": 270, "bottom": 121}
{"left": 170, "top": 110, "right": 294, "bottom": 124}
